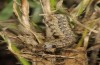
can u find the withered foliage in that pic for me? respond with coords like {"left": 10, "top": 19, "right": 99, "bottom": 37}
{"left": 0, "top": 0, "right": 100, "bottom": 65}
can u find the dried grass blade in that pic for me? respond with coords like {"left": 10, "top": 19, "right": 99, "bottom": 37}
{"left": 0, "top": 32, "right": 30, "bottom": 65}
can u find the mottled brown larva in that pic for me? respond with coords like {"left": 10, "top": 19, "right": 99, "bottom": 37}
{"left": 43, "top": 14, "right": 76, "bottom": 50}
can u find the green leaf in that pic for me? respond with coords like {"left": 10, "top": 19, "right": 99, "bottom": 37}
{"left": 50, "top": 0, "right": 56, "bottom": 10}
{"left": 11, "top": 45, "right": 30, "bottom": 65}
{"left": 31, "top": 5, "right": 42, "bottom": 23}
{"left": 76, "top": 0, "right": 91, "bottom": 16}
{"left": 0, "top": 1, "right": 13, "bottom": 20}
{"left": 18, "top": 56, "right": 30, "bottom": 65}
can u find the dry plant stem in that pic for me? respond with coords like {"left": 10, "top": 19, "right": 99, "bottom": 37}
{"left": 83, "top": 27, "right": 94, "bottom": 49}
{"left": 56, "top": 0, "right": 63, "bottom": 10}
{"left": 87, "top": 19, "right": 100, "bottom": 51}
{"left": 21, "top": 0, "right": 33, "bottom": 35}
{"left": 90, "top": 50, "right": 99, "bottom": 65}
{"left": 13, "top": 0, "right": 22, "bottom": 22}
{"left": 90, "top": 22, "right": 100, "bottom": 65}
{"left": 0, "top": 32, "right": 30, "bottom": 65}
{"left": 40, "top": 0, "right": 51, "bottom": 15}
{"left": 85, "top": 0, "right": 99, "bottom": 18}
{"left": 95, "top": 23, "right": 100, "bottom": 44}
{"left": 71, "top": 0, "right": 91, "bottom": 17}
{"left": 21, "top": 0, "right": 30, "bottom": 27}
{"left": 76, "top": 17, "right": 99, "bottom": 47}
{"left": 13, "top": 0, "right": 43, "bottom": 44}
{"left": 71, "top": 16, "right": 98, "bottom": 33}
{"left": 69, "top": 0, "right": 98, "bottom": 33}
{"left": 64, "top": 47, "right": 88, "bottom": 65}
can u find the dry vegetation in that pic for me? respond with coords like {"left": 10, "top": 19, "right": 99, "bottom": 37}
{"left": 0, "top": 0, "right": 100, "bottom": 65}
